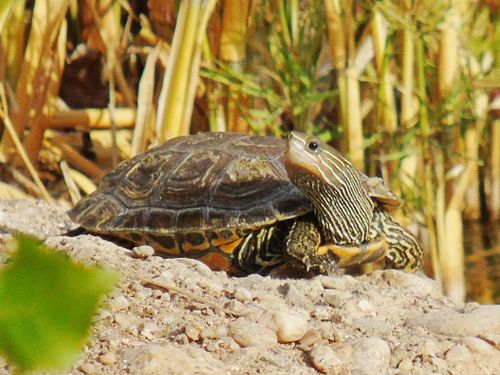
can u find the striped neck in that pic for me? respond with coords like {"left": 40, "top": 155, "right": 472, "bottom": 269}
{"left": 295, "top": 169, "right": 374, "bottom": 245}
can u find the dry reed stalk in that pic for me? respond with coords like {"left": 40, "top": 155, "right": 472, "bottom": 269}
{"left": 48, "top": 137, "right": 105, "bottom": 180}
{"left": 220, "top": 0, "right": 251, "bottom": 133}
{"left": 399, "top": 24, "right": 418, "bottom": 192}
{"left": 22, "top": 17, "right": 68, "bottom": 164}
{"left": 0, "top": 84, "right": 55, "bottom": 204}
{"left": 131, "top": 46, "right": 159, "bottom": 156}
{"left": 491, "top": 119, "right": 500, "bottom": 219}
{"left": 1, "top": 0, "right": 26, "bottom": 86}
{"left": 83, "top": 0, "right": 136, "bottom": 108}
{"left": 49, "top": 108, "right": 136, "bottom": 129}
{"left": 68, "top": 168, "right": 97, "bottom": 195}
{"left": 60, "top": 160, "right": 81, "bottom": 205}
{"left": 372, "top": 11, "right": 397, "bottom": 133}
{"left": 0, "top": 181, "right": 31, "bottom": 199}
{"left": 416, "top": 37, "right": 441, "bottom": 284}
{"left": 3, "top": 0, "right": 70, "bottom": 163}
{"left": 156, "top": 0, "right": 217, "bottom": 141}
{"left": 325, "top": 0, "right": 364, "bottom": 169}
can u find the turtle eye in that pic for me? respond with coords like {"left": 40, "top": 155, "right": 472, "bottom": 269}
{"left": 307, "top": 140, "right": 320, "bottom": 152}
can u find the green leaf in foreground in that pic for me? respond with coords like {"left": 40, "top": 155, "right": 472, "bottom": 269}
{"left": 0, "top": 235, "right": 119, "bottom": 372}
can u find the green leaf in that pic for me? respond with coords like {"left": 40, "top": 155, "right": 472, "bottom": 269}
{"left": 0, "top": 235, "right": 119, "bottom": 372}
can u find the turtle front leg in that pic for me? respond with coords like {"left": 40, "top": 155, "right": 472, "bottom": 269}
{"left": 316, "top": 234, "right": 388, "bottom": 268}
{"left": 285, "top": 217, "right": 340, "bottom": 276}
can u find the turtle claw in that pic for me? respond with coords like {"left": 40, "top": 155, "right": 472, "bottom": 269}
{"left": 317, "top": 234, "right": 388, "bottom": 268}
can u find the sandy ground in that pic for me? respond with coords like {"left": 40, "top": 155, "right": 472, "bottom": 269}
{"left": 0, "top": 198, "right": 499, "bottom": 374}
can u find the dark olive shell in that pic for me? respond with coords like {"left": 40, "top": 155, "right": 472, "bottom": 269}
{"left": 68, "top": 133, "right": 313, "bottom": 234}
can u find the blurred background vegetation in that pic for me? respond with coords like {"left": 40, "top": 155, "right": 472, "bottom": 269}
{"left": 0, "top": 0, "right": 498, "bottom": 303}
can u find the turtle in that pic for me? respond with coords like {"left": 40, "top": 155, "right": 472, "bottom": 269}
{"left": 67, "top": 131, "right": 423, "bottom": 275}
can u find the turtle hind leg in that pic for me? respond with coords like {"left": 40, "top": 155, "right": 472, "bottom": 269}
{"left": 372, "top": 209, "right": 423, "bottom": 272}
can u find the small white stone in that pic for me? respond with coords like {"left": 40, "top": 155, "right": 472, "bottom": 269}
{"left": 132, "top": 245, "right": 155, "bottom": 258}
{"left": 351, "top": 337, "right": 391, "bottom": 374}
{"left": 78, "top": 362, "right": 97, "bottom": 374}
{"left": 234, "top": 287, "right": 252, "bottom": 302}
{"left": 114, "top": 312, "right": 140, "bottom": 330}
{"left": 445, "top": 344, "right": 473, "bottom": 362}
{"left": 398, "top": 358, "right": 413, "bottom": 370}
{"left": 140, "top": 322, "right": 159, "bottom": 340}
{"left": 229, "top": 318, "right": 277, "bottom": 348}
{"left": 309, "top": 345, "right": 343, "bottom": 374}
{"left": 299, "top": 329, "right": 323, "bottom": 348}
{"left": 201, "top": 325, "right": 228, "bottom": 340}
{"left": 108, "top": 293, "right": 129, "bottom": 312}
{"left": 318, "top": 276, "right": 347, "bottom": 290}
{"left": 464, "top": 336, "right": 498, "bottom": 356}
{"left": 323, "top": 290, "right": 350, "bottom": 308}
{"left": 357, "top": 299, "right": 375, "bottom": 315}
{"left": 99, "top": 352, "right": 117, "bottom": 365}
{"left": 271, "top": 310, "right": 309, "bottom": 343}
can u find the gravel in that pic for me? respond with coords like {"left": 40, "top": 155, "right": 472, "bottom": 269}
{"left": 0, "top": 198, "right": 499, "bottom": 374}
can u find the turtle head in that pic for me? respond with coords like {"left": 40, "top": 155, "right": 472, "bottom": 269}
{"left": 285, "top": 132, "right": 354, "bottom": 188}
{"left": 284, "top": 131, "right": 374, "bottom": 244}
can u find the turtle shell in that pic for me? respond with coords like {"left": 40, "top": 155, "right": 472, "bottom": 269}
{"left": 68, "top": 132, "right": 312, "bottom": 237}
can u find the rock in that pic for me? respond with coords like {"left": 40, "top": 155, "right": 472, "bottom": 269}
{"left": 406, "top": 305, "right": 500, "bottom": 336}
{"left": 463, "top": 337, "right": 498, "bottom": 356}
{"left": 78, "top": 362, "right": 97, "bottom": 374}
{"left": 378, "top": 270, "right": 442, "bottom": 298}
{"left": 445, "top": 344, "right": 473, "bottom": 362}
{"left": 270, "top": 310, "right": 309, "bottom": 343}
{"left": 323, "top": 290, "right": 351, "bottom": 308}
{"left": 107, "top": 293, "right": 130, "bottom": 312}
{"left": 317, "top": 276, "right": 348, "bottom": 290}
{"left": 299, "top": 329, "right": 323, "bottom": 349}
{"left": 234, "top": 287, "right": 252, "bottom": 302}
{"left": 132, "top": 245, "right": 155, "bottom": 258}
{"left": 114, "top": 312, "right": 140, "bottom": 331}
{"left": 99, "top": 352, "right": 117, "bottom": 365}
{"left": 228, "top": 318, "right": 277, "bottom": 348}
{"left": 201, "top": 325, "right": 228, "bottom": 340}
{"left": 309, "top": 345, "right": 343, "bottom": 373}
{"left": 350, "top": 337, "right": 391, "bottom": 374}
{"left": 122, "top": 343, "right": 224, "bottom": 374}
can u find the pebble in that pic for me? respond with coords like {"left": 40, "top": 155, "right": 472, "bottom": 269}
{"left": 99, "top": 352, "right": 117, "bottom": 365}
{"left": 299, "top": 329, "right": 323, "bottom": 349}
{"left": 406, "top": 305, "right": 500, "bottom": 336}
{"left": 229, "top": 318, "right": 277, "bottom": 348}
{"left": 351, "top": 337, "right": 391, "bottom": 374}
{"left": 357, "top": 299, "right": 375, "bottom": 315}
{"left": 132, "top": 245, "right": 155, "bottom": 258}
{"left": 463, "top": 336, "right": 498, "bottom": 356}
{"left": 318, "top": 276, "right": 347, "bottom": 290}
{"left": 201, "top": 325, "right": 228, "bottom": 340}
{"left": 310, "top": 306, "right": 334, "bottom": 320}
{"left": 398, "top": 358, "right": 414, "bottom": 371}
{"left": 78, "top": 362, "right": 97, "bottom": 374}
{"left": 108, "top": 293, "right": 130, "bottom": 312}
{"left": 323, "top": 290, "right": 350, "bottom": 308}
{"left": 234, "top": 287, "right": 252, "bottom": 302}
{"left": 379, "top": 270, "right": 442, "bottom": 298}
{"left": 185, "top": 323, "right": 202, "bottom": 341}
{"left": 114, "top": 312, "right": 140, "bottom": 330}
{"left": 270, "top": 310, "right": 309, "bottom": 343}
{"left": 445, "top": 344, "right": 473, "bottom": 362}
{"left": 309, "top": 345, "right": 343, "bottom": 373}
{"left": 140, "top": 322, "right": 159, "bottom": 340}
{"left": 122, "top": 343, "right": 224, "bottom": 374}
